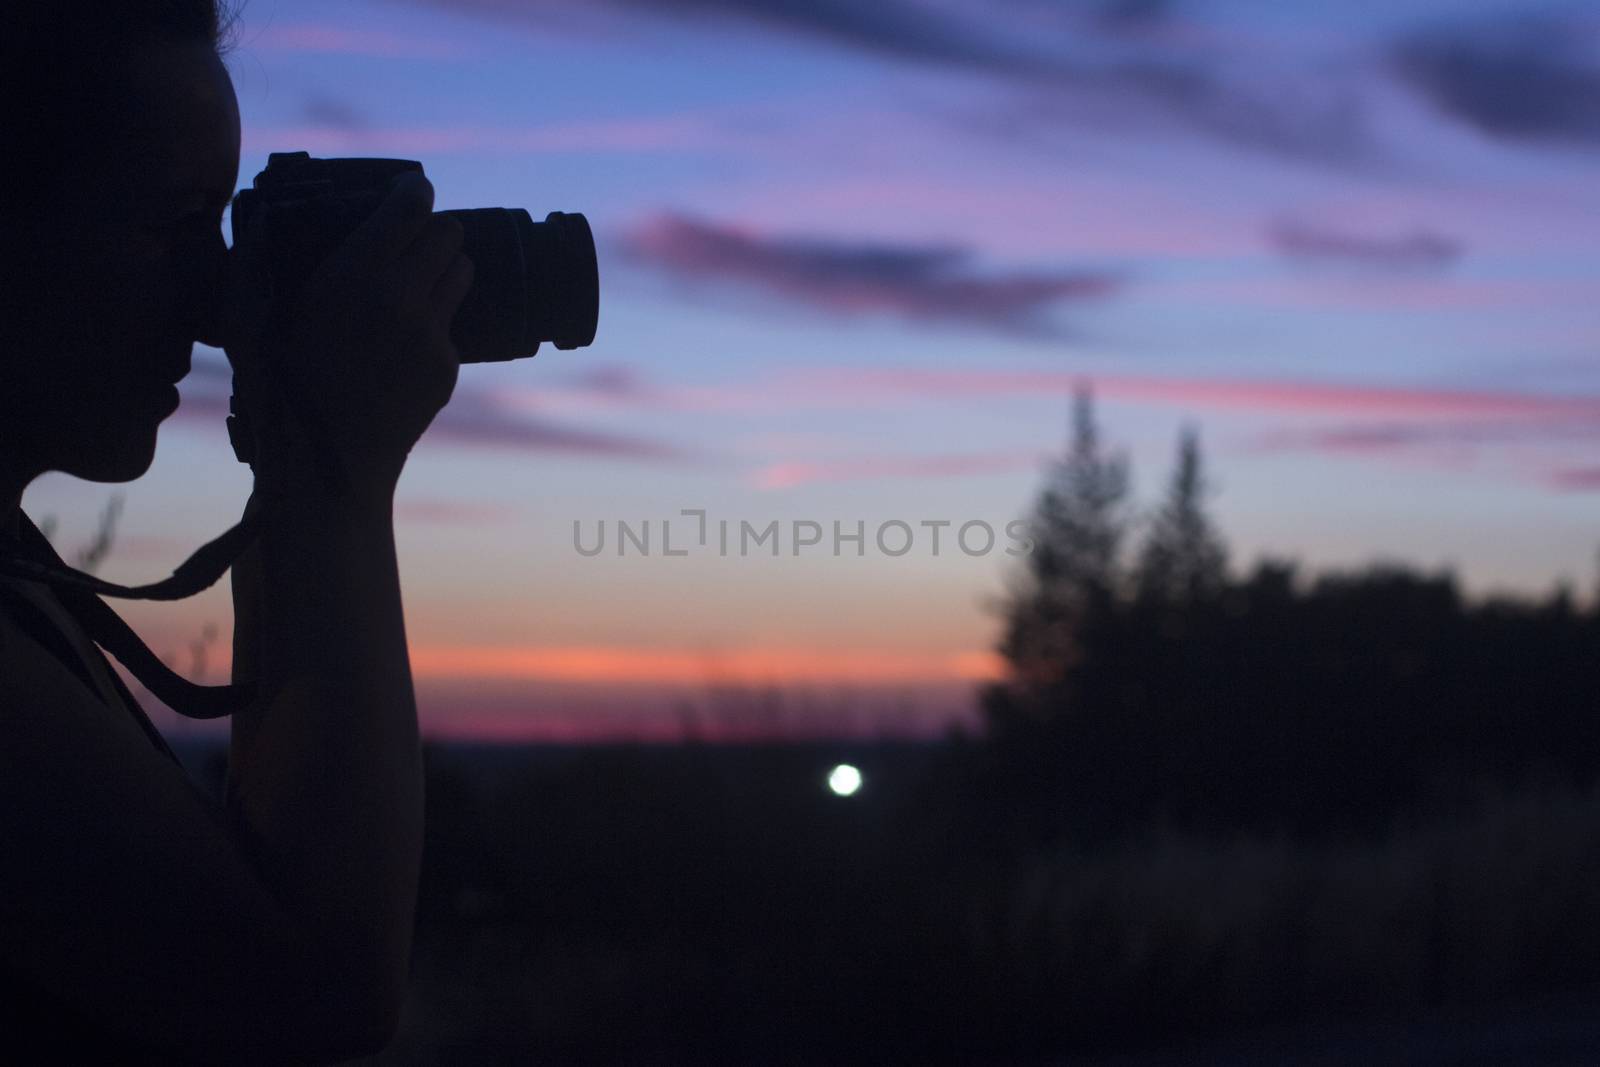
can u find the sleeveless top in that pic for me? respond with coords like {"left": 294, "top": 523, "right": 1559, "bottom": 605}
{"left": 0, "top": 575, "right": 211, "bottom": 1064}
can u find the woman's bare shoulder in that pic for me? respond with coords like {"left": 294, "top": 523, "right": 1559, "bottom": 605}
{"left": 0, "top": 595, "right": 176, "bottom": 766}
{"left": 0, "top": 599, "right": 374, "bottom": 1062}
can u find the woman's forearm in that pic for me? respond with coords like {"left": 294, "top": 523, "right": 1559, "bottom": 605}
{"left": 225, "top": 483, "right": 425, "bottom": 1027}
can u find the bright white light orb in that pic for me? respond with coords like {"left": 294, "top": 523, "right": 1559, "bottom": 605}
{"left": 827, "top": 764, "right": 863, "bottom": 797}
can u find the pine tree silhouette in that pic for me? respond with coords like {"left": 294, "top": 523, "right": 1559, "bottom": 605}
{"left": 979, "top": 383, "right": 1132, "bottom": 758}
{"left": 1135, "top": 425, "right": 1227, "bottom": 603}
{"left": 986, "top": 385, "right": 1129, "bottom": 735}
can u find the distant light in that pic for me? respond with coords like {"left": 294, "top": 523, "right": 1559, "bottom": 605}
{"left": 828, "top": 764, "right": 863, "bottom": 797}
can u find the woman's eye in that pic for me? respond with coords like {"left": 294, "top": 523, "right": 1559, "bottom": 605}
{"left": 144, "top": 213, "right": 213, "bottom": 239}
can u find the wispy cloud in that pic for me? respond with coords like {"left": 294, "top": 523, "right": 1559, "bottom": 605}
{"left": 174, "top": 374, "right": 693, "bottom": 463}
{"left": 740, "top": 373, "right": 1600, "bottom": 491}
{"left": 1551, "top": 467, "right": 1600, "bottom": 491}
{"left": 396, "top": 0, "right": 1379, "bottom": 164}
{"left": 404, "top": 0, "right": 1053, "bottom": 72}
{"left": 1247, "top": 422, "right": 1600, "bottom": 492}
{"left": 489, "top": 367, "right": 792, "bottom": 416}
{"left": 752, "top": 449, "right": 1047, "bottom": 489}
{"left": 419, "top": 387, "right": 695, "bottom": 460}
{"left": 299, "top": 95, "right": 370, "bottom": 131}
{"left": 1392, "top": 15, "right": 1600, "bottom": 147}
{"left": 489, "top": 363, "right": 1600, "bottom": 492}
{"left": 240, "top": 22, "right": 476, "bottom": 59}
{"left": 485, "top": 363, "right": 1600, "bottom": 425}
{"left": 823, "top": 368, "right": 1600, "bottom": 422}
{"left": 1096, "top": 0, "right": 1176, "bottom": 32}
{"left": 1156, "top": 276, "right": 1590, "bottom": 313}
{"left": 1253, "top": 418, "right": 1600, "bottom": 456}
{"left": 243, "top": 115, "right": 725, "bottom": 157}
{"left": 1054, "top": 60, "right": 1374, "bottom": 165}
{"left": 1268, "top": 220, "right": 1464, "bottom": 270}
{"left": 619, "top": 213, "right": 1119, "bottom": 333}
{"left": 1255, "top": 423, "right": 1477, "bottom": 455}
{"left": 395, "top": 498, "right": 522, "bottom": 524}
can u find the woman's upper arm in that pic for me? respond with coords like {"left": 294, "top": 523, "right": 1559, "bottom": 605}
{"left": 0, "top": 625, "right": 393, "bottom": 1064}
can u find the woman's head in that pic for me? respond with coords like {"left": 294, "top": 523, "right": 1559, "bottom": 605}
{"left": 1, "top": 3, "right": 242, "bottom": 485}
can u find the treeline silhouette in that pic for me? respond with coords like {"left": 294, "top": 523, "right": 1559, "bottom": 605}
{"left": 975, "top": 388, "right": 1600, "bottom": 849}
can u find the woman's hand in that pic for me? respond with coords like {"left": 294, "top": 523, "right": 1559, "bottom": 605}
{"left": 223, "top": 172, "right": 475, "bottom": 502}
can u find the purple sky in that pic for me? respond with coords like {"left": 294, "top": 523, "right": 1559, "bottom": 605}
{"left": 26, "top": 0, "right": 1600, "bottom": 739}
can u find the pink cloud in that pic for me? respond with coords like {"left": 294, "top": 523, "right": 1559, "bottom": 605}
{"left": 171, "top": 381, "right": 693, "bottom": 463}
{"left": 1271, "top": 180, "right": 1600, "bottom": 258}
{"left": 730, "top": 370, "right": 1600, "bottom": 492}
{"left": 720, "top": 174, "right": 1259, "bottom": 259}
{"left": 419, "top": 387, "right": 695, "bottom": 462}
{"left": 242, "top": 116, "right": 725, "bottom": 157}
{"left": 1255, "top": 419, "right": 1600, "bottom": 455}
{"left": 752, "top": 450, "right": 1048, "bottom": 489}
{"left": 394, "top": 499, "right": 520, "bottom": 524}
{"left": 1260, "top": 424, "right": 1443, "bottom": 452}
{"left": 1158, "top": 275, "right": 1598, "bottom": 312}
{"left": 619, "top": 214, "right": 1120, "bottom": 334}
{"left": 240, "top": 23, "right": 475, "bottom": 59}
{"left": 1550, "top": 467, "right": 1600, "bottom": 491}
{"left": 490, "top": 363, "right": 1600, "bottom": 428}
{"left": 490, "top": 366, "right": 880, "bottom": 417}
{"left": 828, "top": 368, "right": 1600, "bottom": 421}
{"left": 1267, "top": 220, "right": 1463, "bottom": 270}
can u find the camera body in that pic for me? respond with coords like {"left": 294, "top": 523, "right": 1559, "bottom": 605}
{"left": 229, "top": 152, "right": 598, "bottom": 362}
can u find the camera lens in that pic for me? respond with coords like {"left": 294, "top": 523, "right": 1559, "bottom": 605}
{"left": 442, "top": 207, "right": 599, "bottom": 363}
{"left": 537, "top": 212, "right": 600, "bottom": 351}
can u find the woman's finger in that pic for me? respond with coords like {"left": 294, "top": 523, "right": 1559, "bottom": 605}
{"left": 430, "top": 252, "right": 475, "bottom": 326}
{"left": 394, "top": 215, "right": 464, "bottom": 309}
{"left": 342, "top": 171, "right": 435, "bottom": 265}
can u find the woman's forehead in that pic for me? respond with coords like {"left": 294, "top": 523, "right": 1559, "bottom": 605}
{"left": 110, "top": 36, "right": 241, "bottom": 206}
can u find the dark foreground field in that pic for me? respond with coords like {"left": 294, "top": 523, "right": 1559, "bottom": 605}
{"left": 168, "top": 737, "right": 1600, "bottom": 1065}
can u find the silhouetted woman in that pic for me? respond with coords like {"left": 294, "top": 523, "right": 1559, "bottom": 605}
{"left": 0, "top": 4, "right": 472, "bottom": 1062}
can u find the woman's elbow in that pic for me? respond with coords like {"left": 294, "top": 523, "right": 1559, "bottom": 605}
{"left": 212, "top": 935, "right": 409, "bottom": 1064}
{"left": 302, "top": 946, "right": 409, "bottom": 1061}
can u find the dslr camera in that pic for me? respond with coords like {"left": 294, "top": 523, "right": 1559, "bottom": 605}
{"left": 225, "top": 151, "right": 598, "bottom": 463}
{"left": 232, "top": 152, "right": 598, "bottom": 359}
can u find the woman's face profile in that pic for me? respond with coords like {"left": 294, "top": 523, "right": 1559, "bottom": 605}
{"left": 27, "top": 33, "right": 241, "bottom": 484}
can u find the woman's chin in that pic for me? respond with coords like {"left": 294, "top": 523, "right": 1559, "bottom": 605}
{"left": 71, "top": 453, "right": 157, "bottom": 484}
{"left": 62, "top": 423, "right": 162, "bottom": 483}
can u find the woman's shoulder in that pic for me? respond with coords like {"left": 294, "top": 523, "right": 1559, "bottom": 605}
{"left": 0, "top": 585, "right": 195, "bottom": 809}
{"left": 0, "top": 587, "right": 232, "bottom": 1065}
{"left": 0, "top": 584, "right": 137, "bottom": 724}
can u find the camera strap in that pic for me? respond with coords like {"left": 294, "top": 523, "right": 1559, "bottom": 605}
{"left": 0, "top": 324, "right": 386, "bottom": 722}
{"left": 0, "top": 509, "right": 261, "bottom": 719}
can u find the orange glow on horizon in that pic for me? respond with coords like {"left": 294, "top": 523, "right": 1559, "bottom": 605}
{"left": 408, "top": 644, "right": 1003, "bottom": 686}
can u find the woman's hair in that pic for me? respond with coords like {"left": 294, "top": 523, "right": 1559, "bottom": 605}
{"left": 0, "top": 2, "right": 242, "bottom": 349}
{"left": 2, "top": 2, "right": 239, "bottom": 215}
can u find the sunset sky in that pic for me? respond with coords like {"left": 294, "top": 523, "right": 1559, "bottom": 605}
{"left": 25, "top": 0, "right": 1600, "bottom": 740}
